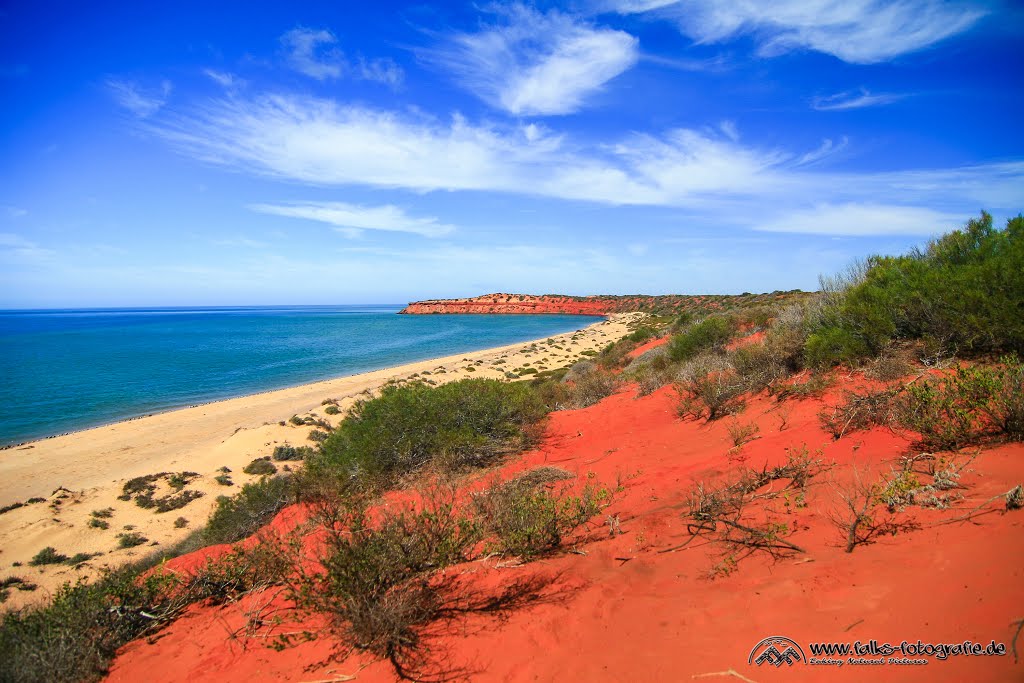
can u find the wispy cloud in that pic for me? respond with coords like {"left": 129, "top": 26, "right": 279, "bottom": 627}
{"left": 203, "top": 69, "right": 242, "bottom": 89}
{"left": 107, "top": 78, "right": 172, "bottom": 117}
{"left": 428, "top": 4, "right": 638, "bottom": 116}
{"left": 151, "top": 93, "right": 1024, "bottom": 235}
{"left": 0, "top": 233, "right": 54, "bottom": 261}
{"left": 280, "top": 27, "right": 343, "bottom": 80}
{"left": 280, "top": 27, "right": 404, "bottom": 87}
{"left": 614, "top": 0, "right": 986, "bottom": 63}
{"left": 755, "top": 204, "right": 963, "bottom": 236}
{"left": 795, "top": 137, "right": 849, "bottom": 166}
{"left": 249, "top": 201, "right": 456, "bottom": 238}
{"left": 812, "top": 89, "right": 906, "bottom": 111}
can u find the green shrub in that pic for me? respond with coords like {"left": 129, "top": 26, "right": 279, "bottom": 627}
{"left": 29, "top": 547, "right": 68, "bottom": 566}
{"left": 0, "top": 546, "right": 286, "bottom": 683}
{"left": 292, "top": 493, "right": 480, "bottom": 674}
{"left": 805, "top": 325, "right": 870, "bottom": 369}
{"left": 472, "top": 478, "right": 608, "bottom": 559}
{"left": 204, "top": 475, "right": 295, "bottom": 546}
{"left": 625, "top": 326, "right": 657, "bottom": 344}
{"left": 559, "top": 360, "right": 619, "bottom": 409}
{"left": 242, "top": 457, "right": 277, "bottom": 476}
{"left": 214, "top": 474, "right": 233, "bottom": 486}
{"left": 116, "top": 532, "right": 148, "bottom": 549}
{"left": 668, "top": 316, "right": 735, "bottom": 363}
{"left": 324, "top": 404, "right": 341, "bottom": 415}
{"left": 806, "top": 213, "right": 1024, "bottom": 366}
{"left": 896, "top": 358, "right": 1024, "bottom": 449}
{"left": 311, "top": 379, "right": 547, "bottom": 490}
{"left": 272, "top": 444, "right": 313, "bottom": 461}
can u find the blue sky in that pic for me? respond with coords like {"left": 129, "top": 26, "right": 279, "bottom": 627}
{"left": 1, "top": 0, "right": 1021, "bottom": 307}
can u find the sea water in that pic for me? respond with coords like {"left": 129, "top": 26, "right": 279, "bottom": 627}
{"left": 0, "top": 306, "right": 603, "bottom": 446}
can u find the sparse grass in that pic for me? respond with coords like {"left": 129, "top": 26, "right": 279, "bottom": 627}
{"left": 726, "top": 419, "right": 761, "bottom": 450}
{"left": 0, "top": 577, "right": 37, "bottom": 605}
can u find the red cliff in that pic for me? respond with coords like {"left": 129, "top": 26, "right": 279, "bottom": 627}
{"left": 400, "top": 293, "right": 619, "bottom": 315}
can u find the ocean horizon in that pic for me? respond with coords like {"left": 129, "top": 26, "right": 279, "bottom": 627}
{"left": 0, "top": 305, "right": 603, "bottom": 446}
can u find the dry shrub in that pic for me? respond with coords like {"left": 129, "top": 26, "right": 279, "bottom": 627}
{"left": 865, "top": 344, "right": 919, "bottom": 381}
{"left": 818, "top": 386, "right": 899, "bottom": 440}
{"left": 472, "top": 473, "right": 609, "bottom": 559}
{"left": 559, "top": 360, "right": 619, "bottom": 409}
{"left": 675, "top": 353, "right": 747, "bottom": 421}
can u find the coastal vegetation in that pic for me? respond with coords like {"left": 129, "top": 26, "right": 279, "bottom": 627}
{"left": 2, "top": 213, "right": 1022, "bottom": 682}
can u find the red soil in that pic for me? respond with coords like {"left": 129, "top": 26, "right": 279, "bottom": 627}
{"left": 106, "top": 379, "right": 1024, "bottom": 683}
{"left": 627, "top": 336, "right": 668, "bottom": 359}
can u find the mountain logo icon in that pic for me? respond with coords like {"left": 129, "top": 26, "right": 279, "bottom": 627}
{"left": 748, "top": 636, "right": 806, "bottom": 667}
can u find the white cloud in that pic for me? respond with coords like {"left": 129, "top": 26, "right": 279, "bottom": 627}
{"left": 279, "top": 27, "right": 404, "bottom": 87}
{"left": 755, "top": 204, "right": 964, "bottom": 236}
{"left": 616, "top": 0, "right": 985, "bottom": 63}
{"left": 203, "top": 69, "right": 240, "bottom": 89}
{"left": 430, "top": 4, "right": 638, "bottom": 115}
{"left": 812, "top": 89, "right": 905, "bottom": 111}
{"left": 107, "top": 78, "right": 172, "bottom": 117}
{"left": 356, "top": 56, "right": 404, "bottom": 88}
{"left": 151, "top": 93, "right": 1024, "bottom": 235}
{"left": 280, "top": 27, "right": 343, "bottom": 80}
{"left": 795, "top": 137, "right": 848, "bottom": 166}
{"left": 249, "top": 201, "right": 456, "bottom": 238}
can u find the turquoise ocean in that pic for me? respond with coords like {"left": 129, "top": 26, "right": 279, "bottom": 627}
{"left": 0, "top": 306, "right": 602, "bottom": 446}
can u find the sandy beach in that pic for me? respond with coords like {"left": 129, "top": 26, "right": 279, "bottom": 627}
{"left": 0, "top": 313, "right": 641, "bottom": 608}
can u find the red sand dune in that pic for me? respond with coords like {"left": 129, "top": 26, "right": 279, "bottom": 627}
{"left": 107, "top": 378, "right": 1024, "bottom": 683}
{"left": 627, "top": 335, "right": 668, "bottom": 359}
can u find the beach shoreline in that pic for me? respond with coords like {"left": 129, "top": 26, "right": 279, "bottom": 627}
{"left": 0, "top": 313, "right": 641, "bottom": 608}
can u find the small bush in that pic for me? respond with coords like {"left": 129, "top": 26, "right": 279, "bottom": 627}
{"left": 819, "top": 387, "right": 898, "bottom": 440}
{"left": 727, "top": 419, "right": 761, "bottom": 449}
{"left": 116, "top": 532, "right": 148, "bottom": 549}
{"left": 292, "top": 492, "right": 481, "bottom": 675}
{"left": 29, "top": 547, "right": 68, "bottom": 566}
{"left": 0, "top": 577, "right": 37, "bottom": 605}
{"left": 272, "top": 444, "right": 313, "bottom": 461}
{"left": 87, "top": 518, "right": 110, "bottom": 530}
{"left": 895, "top": 358, "right": 1024, "bottom": 449}
{"left": 90, "top": 508, "right": 114, "bottom": 519}
{"left": 214, "top": 474, "right": 234, "bottom": 486}
{"left": 559, "top": 360, "right": 619, "bottom": 409}
{"left": 311, "top": 379, "right": 546, "bottom": 490}
{"left": 472, "top": 477, "right": 608, "bottom": 559}
{"left": 153, "top": 490, "right": 204, "bottom": 513}
{"left": 204, "top": 475, "right": 295, "bottom": 546}
{"left": 324, "top": 404, "right": 341, "bottom": 415}
{"left": 242, "top": 457, "right": 277, "bottom": 476}
{"left": 674, "top": 354, "right": 747, "bottom": 421}
{"left": 173, "top": 517, "right": 188, "bottom": 529}
{"left": 668, "top": 316, "right": 735, "bottom": 363}
{"left": 308, "top": 429, "right": 330, "bottom": 444}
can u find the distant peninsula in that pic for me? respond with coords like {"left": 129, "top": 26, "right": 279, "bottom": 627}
{"left": 399, "top": 291, "right": 806, "bottom": 315}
